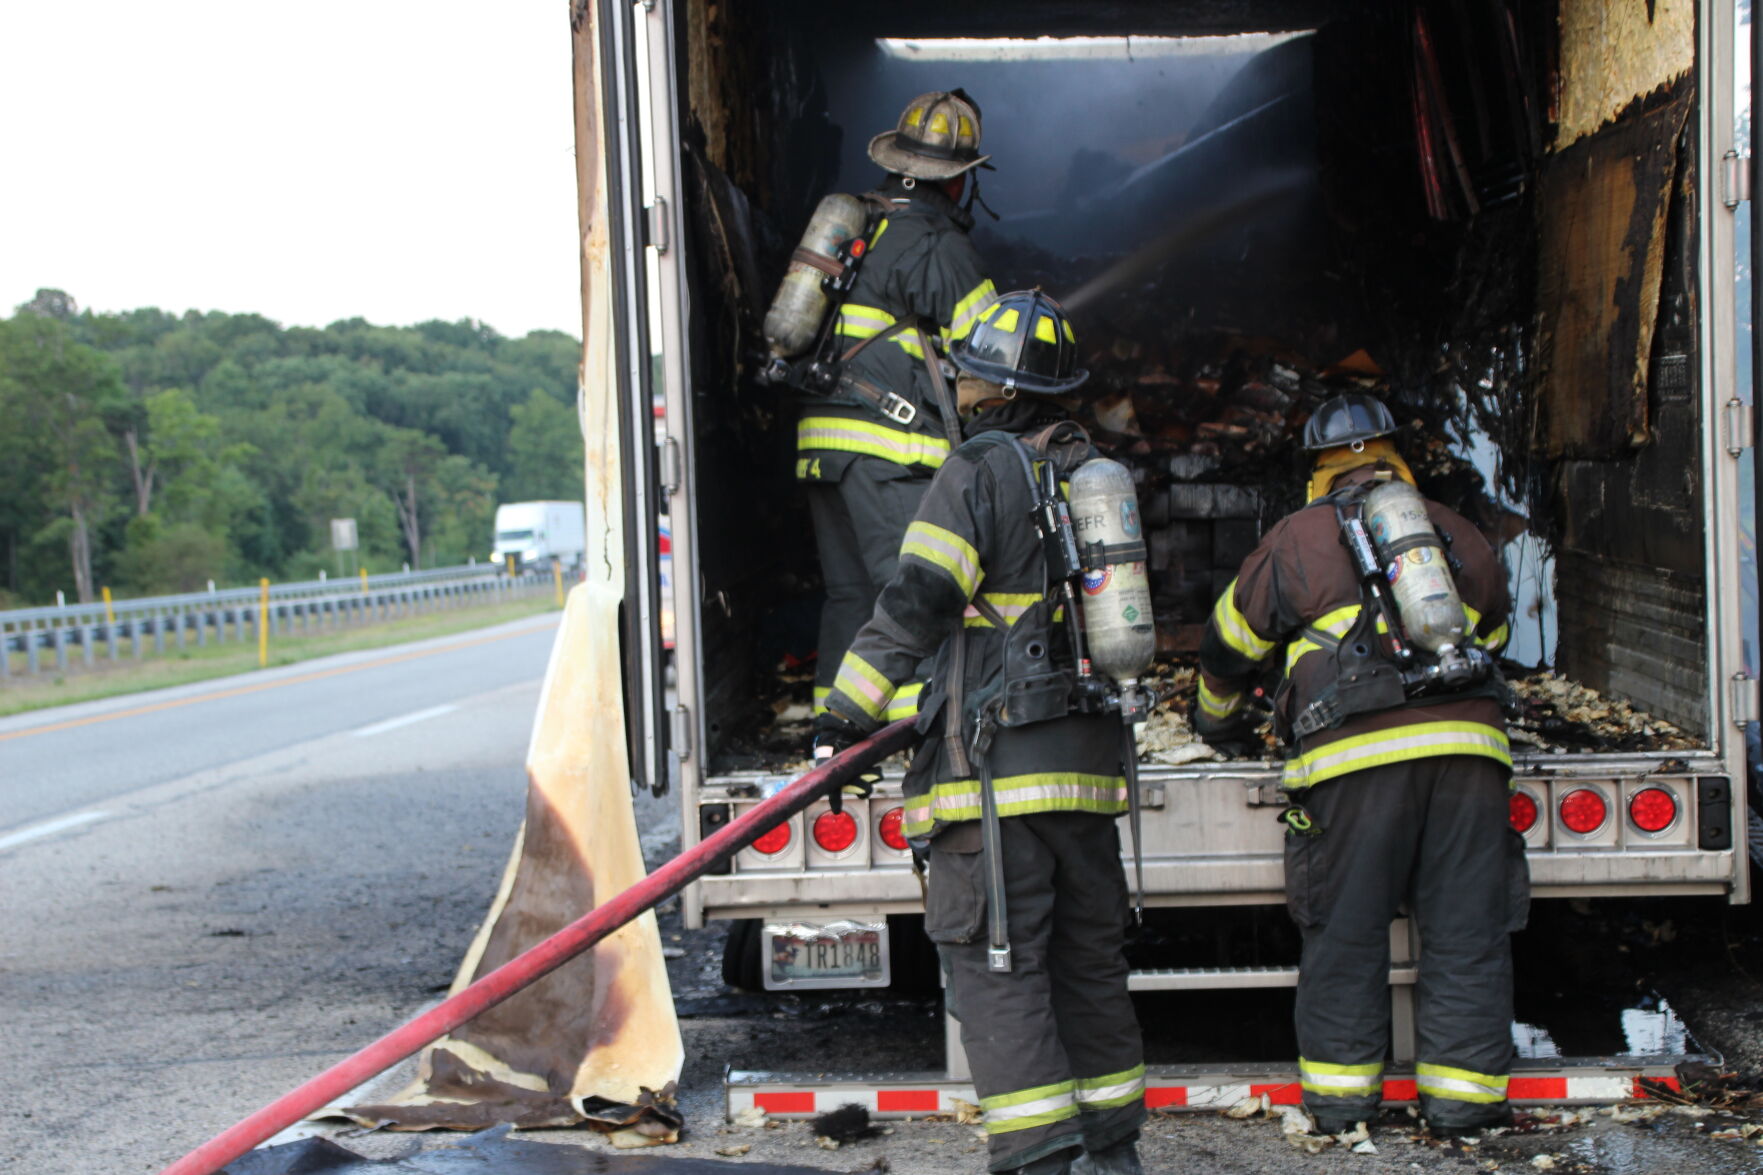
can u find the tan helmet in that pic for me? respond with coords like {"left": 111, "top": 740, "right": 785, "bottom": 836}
{"left": 867, "top": 90, "right": 990, "bottom": 181}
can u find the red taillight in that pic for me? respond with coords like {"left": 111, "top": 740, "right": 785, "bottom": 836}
{"left": 878, "top": 807, "right": 909, "bottom": 851}
{"left": 1509, "top": 791, "right": 1538, "bottom": 833}
{"left": 752, "top": 822, "right": 792, "bottom": 855}
{"left": 813, "top": 810, "right": 858, "bottom": 853}
{"left": 1558, "top": 788, "right": 1609, "bottom": 835}
{"left": 1629, "top": 787, "right": 1678, "bottom": 833}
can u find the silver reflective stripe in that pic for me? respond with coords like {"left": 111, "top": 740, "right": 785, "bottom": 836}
{"left": 986, "top": 1091, "right": 1076, "bottom": 1124}
{"left": 1418, "top": 1074, "right": 1506, "bottom": 1100}
{"left": 1075, "top": 1075, "right": 1145, "bottom": 1106}
{"left": 1301, "top": 1070, "right": 1381, "bottom": 1092}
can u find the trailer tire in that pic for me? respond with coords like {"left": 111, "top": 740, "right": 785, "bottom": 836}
{"left": 722, "top": 918, "right": 764, "bottom": 991}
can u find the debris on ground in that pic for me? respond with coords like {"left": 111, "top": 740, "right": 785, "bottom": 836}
{"left": 1508, "top": 671, "right": 1698, "bottom": 753}
{"left": 811, "top": 1104, "right": 880, "bottom": 1146}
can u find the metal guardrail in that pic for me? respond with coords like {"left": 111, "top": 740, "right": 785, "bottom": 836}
{"left": 0, "top": 564, "right": 563, "bottom": 681}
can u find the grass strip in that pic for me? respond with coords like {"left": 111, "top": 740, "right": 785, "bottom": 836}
{"left": 0, "top": 595, "right": 561, "bottom": 718}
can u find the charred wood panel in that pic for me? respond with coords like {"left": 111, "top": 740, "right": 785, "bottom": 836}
{"left": 1553, "top": 550, "right": 1705, "bottom": 736}
{"left": 1534, "top": 87, "right": 1689, "bottom": 459}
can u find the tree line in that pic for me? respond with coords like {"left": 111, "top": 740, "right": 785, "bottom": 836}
{"left": 0, "top": 289, "right": 585, "bottom": 608}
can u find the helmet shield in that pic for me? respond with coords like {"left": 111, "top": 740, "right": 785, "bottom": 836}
{"left": 950, "top": 290, "right": 1088, "bottom": 395}
{"left": 1302, "top": 393, "right": 1398, "bottom": 451}
{"left": 868, "top": 90, "right": 992, "bottom": 181}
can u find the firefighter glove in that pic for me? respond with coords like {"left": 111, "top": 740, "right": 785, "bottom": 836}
{"left": 1195, "top": 708, "right": 1262, "bottom": 760}
{"left": 812, "top": 713, "right": 880, "bottom": 815}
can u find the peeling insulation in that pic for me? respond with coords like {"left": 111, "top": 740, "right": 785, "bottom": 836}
{"left": 1554, "top": 0, "right": 1695, "bottom": 149}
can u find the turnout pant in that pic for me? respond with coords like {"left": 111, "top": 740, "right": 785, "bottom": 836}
{"left": 807, "top": 456, "right": 929, "bottom": 718}
{"left": 1286, "top": 756, "right": 1529, "bottom": 1128}
{"left": 928, "top": 813, "right": 1146, "bottom": 1172}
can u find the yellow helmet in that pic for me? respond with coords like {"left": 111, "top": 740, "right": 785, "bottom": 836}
{"left": 867, "top": 90, "right": 990, "bottom": 181}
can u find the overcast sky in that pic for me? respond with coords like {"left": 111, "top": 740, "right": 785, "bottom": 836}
{"left": 0, "top": 2, "right": 580, "bottom": 339}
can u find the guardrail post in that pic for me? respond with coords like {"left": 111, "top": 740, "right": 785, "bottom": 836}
{"left": 258, "top": 579, "right": 270, "bottom": 669}
{"left": 108, "top": 619, "right": 119, "bottom": 661}
{"left": 132, "top": 618, "right": 143, "bottom": 660}
{"left": 175, "top": 610, "right": 187, "bottom": 653}
{"left": 27, "top": 626, "right": 40, "bottom": 676}
{"left": 83, "top": 624, "right": 96, "bottom": 667}
{"left": 53, "top": 626, "right": 68, "bottom": 673}
{"left": 1, "top": 627, "right": 11, "bottom": 682}
{"left": 154, "top": 611, "right": 166, "bottom": 656}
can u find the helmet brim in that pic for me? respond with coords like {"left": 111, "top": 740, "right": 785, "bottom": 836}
{"left": 952, "top": 351, "right": 1089, "bottom": 395}
{"left": 867, "top": 130, "right": 991, "bottom": 181}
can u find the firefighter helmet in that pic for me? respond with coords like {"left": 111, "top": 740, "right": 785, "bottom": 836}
{"left": 950, "top": 290, "right": 1088, "bottom": 395}
{"left": 1303, "top": 393, "right": 1398, "bottom": 451}
{"left": 868, "top": 90, "right": 991, "bottom": 181}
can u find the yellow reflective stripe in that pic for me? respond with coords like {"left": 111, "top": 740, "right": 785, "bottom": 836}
{"left": 1212, "top": 578, "right": 1276, "bottom": 662}
{"left": 1198, "top": 677, "right": 1243, "bottom": 719}
{"left": 1415, "top": 1063, "right": 1508, "bottom": 1104}
{"left": 1480, "top": 622, "right": 1509, "bottom": 651}
{"left": 902, "top": 773, "right": 1128, "bottom": 836}
{"left": 982, "top": 1078, "right": 1080, "bottom": 1131}
{"left": 893, "top": 332, "right": 926, "bottom": 360}
{"left": 901, "top": 521, "right": 982, "bottom": 599}
{"left": 1282, "top": 721, "right": 1511, "bottom": 789}
{"left": 1299, "top": 1057, "right": 1383, "bottom": 1097}
{"left": 1033, "top": 313, "right": 1058, "bottom": 344}
{"left": 812, "top": 685, "right": 830, "bottom": 717}
{"left": 1075, "top": 1064, "right": 1145, "bottom": 1109}
{"left": 1283, "top": 605, "right": 1390, "bottom": 673}
{"left": 884, "top": 680, "right": 922, "bottom": 721}
{"left": 797, "top": 416, "right": 950, "bottom": 469}
{"left": 994, "top": 307, "right": 1020, "bottom": 334}
{"left": 831, "top": 651, "right": 894, "bottom": 721}
{"left": 869, "top": 217, "right": 890, "bottom": 248}
{"left": 837, "top": 303, "right": 897, "bottom": 339}
{"left": 1062, "top": 318, "right": 1075, "bottom": 343}
{"left": 948, "top": 278, "right": 998, "bottom": 341}
{"left": 962, "top": 591, "right": 1041, "bottom": 629}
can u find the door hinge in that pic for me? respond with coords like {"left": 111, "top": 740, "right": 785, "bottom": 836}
{"left": 646, "top": 197, "right": 669, "bottom": 255}
{"left": 1732, "top": 672, "right": 1758, "bottom": 729}
{"left": 1724, "top": 150, "right": 1752, "bottom": 209}
{"left": 670, "top": 704, "right": 693, "bottom": 761}
{"left": 658, "top": 435, "right": 682, "bottom": 497}
{"left": 1725, "top": 396, "right": 1753, "bottom": 457}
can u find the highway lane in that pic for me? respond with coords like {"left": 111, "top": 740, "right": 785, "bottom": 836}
{"left": 0, "top": 616, "right": 556, "bottom": 1174}
{"left": 0, "top": 613, "right": 562, "bottom": 834}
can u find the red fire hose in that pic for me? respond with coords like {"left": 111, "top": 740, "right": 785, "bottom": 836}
{"left": 159, "top": 718, "right": 916, "bottom": 1175}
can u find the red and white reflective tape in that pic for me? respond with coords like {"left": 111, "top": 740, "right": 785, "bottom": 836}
{"left": 727, "top": 1071, "right": 1683, "bottom": 1120}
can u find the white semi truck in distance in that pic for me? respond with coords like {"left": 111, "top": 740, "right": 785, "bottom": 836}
{"left": 490, "top": 501, "right": 585, "bottom": 573}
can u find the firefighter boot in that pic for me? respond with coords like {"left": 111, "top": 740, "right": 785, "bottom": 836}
{"left": 1071, "top": 1135, "right": 1144, "bottom": 1174}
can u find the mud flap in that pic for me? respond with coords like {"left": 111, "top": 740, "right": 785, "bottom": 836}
{"left": 338, "top": 590, "right": 684, "bottom": 1138}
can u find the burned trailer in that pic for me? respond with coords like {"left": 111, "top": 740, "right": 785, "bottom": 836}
{"left": 589, "top": 0, "right": 1751, "bottom": 1048}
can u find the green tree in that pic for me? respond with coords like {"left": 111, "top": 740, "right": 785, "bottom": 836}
{"left": 504, "top": 387, "right": 583, "bottom": 500}
{"left": 0, "top": 314, "right": 126, "bottom": 601}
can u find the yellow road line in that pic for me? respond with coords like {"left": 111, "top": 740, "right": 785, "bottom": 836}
{"left": 0, "top": 622, "right": 558, "bottom": 744}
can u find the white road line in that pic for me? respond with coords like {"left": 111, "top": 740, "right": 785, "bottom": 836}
{"left": 350, "top": 704, "right": 459, "bottom": 738}
{"left": 0, "top": 810, "right": 110, "bottom": 851}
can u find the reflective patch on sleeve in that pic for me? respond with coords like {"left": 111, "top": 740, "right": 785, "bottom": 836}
{"left": 1211, "top": 578, "right": 1276, "bottom": 663}
{"left": 1198, "top": 677, "right": 1244, "bottom": 720}
{"left": 901, "top": 521, "right": 982, "bottom": 599}
{"left": 949, "top": 279, "right": 998, "bottom": 342}
{"left": 832, "top": 651, "right": 895, "bottom": 721}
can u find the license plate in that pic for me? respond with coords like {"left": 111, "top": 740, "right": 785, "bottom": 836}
{"left": 762, "top": 919, "right": 890, "bottom": 991}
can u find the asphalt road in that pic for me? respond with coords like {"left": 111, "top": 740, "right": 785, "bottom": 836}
{"left": 6, "top": 609, "right": 1763, "bottom": 1175}
{"left": 0, "top": 615, "right": 558, "bottom": 1174}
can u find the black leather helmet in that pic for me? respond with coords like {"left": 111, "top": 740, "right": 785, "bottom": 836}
{"left": 1302, "top": 393, "right": 1398, "bottom": 451}
{"left": 949, "top": 289, "right": 1088, "bottom": 395}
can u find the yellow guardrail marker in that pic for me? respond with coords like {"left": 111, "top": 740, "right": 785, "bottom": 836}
{"left": 553, "top": 562, "right": 564, "bottom": 606}
{"left": 360, "top": 567, "right": 369, "bottom": 594}
{"left": 258, "top": 577, "right": 270, "bottom": 667}
{"left": 102, "top": 586, "right": 115, "bottom": 627}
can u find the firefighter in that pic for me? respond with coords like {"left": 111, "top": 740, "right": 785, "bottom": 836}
{"left": 1194, "top": 394, "right": 1524, "bottom": 1137}
{"left": 799, "top": 90, "right": 998, "bottom": 732}
{"left": 816, "top": 292, "right": 1146, "bottom": 1175}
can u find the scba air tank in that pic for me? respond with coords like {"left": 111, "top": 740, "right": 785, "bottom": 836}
{"left": 763, "top": 194, "right": 868, "bottom": 359}
{"left": 1068, "top": 458, "right": 1155, "bottom": 683}
{"left": 1363, "top": 479, "right": 1466, "bottom": 655}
